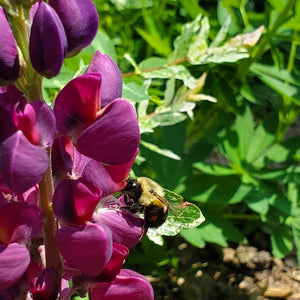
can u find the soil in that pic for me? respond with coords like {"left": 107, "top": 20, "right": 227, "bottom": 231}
{"left": 149, "top": 242, "right": 300, "bottom": 300}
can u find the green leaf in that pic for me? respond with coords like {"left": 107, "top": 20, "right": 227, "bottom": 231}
{"left": 271, "top": 223, "right": 293, "bottom": 258}
{"left": 184, "top": 175, "right": 247, "bottom": 205}
{"left": 136, "top": 27, "right": 172, "bottom": 56}
{"left": 151, "top": 111, "right": 187, "bottom": 126}
{"left": 111, "top": 0, "right": 153, "bottom": 9}
{"left": 122, "top": 80, "right": 150, "bottom": 103}
{"left": 142, "top": 65, "right": 197, "bottom": 89}
{"left": 246, "top": 113, "right": 277, "bottom": 165}
{"left": 168, "top": 14, "right": 207, "bottom": 62}
{"left": 251, "top": 68, "right": 300, "bottom": 104}
{"left": 251, "top": 63, "right": 300, "bottom": 87}
{"left": 138, "top": 57, "right": 167, "bottom": 71}
{"left": 89, "top": 30, "right": 117, "bottom": 61}
{"left": 147, "top": 189, "right": 205, "bottom": 237}
{"left": 267, "top": 0, "right": 287, "bottom": 13}
{"left": 235, "top": 106, "right": 254, "bottom": 161}
{"left": 193, "top": 162, "right": 236, "bottom": 176}
{"left": 140, "top": 140, "right": 181, "bottom": 160}
{"left": 180, "top": 227, "right": 206, "bottom": 248}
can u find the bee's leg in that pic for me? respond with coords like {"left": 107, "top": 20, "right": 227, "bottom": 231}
{"left": 139, "top": 224, "right": 148, "bottom": 241}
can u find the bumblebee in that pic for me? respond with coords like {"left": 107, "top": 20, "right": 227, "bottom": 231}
{"left": 122, "top": 177, "right": 173, "bottom": 228}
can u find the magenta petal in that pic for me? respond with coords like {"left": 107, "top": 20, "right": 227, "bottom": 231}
{"left": 53, "top": 178, "right": 102, "bottom": 224}
{"left": 53, "top": 73, "right": 101, "bottom": 136}
{"left": 0, "top": 202, "right": 43, "bottom": 244}
{"left": 13, "top": 101, "right": 56, "bottom": 147}
{"left": 94, "top": 209, "right": 143, "bottom": 248}
{"left": 96, "top": 243, "right": 129, "bottom": 282}
{"left": 56, "top": 223, "right": 112, "bottom": 276}
{"left": 0, "top": 131, "right": 49, "bottom": 194}
{"left": 29, "top": 1, "right": 67, "bottom": 78}
{"left": 77, "top": 99, "right": 140, "bottom": 165}
{"left": 90, "top": 269, "right": 154, "bottom": 300}
{"left": 85, "top": 51, "right": 122, "bottom": 107}
{"left": 105, "top": 147, "right": 139, "bottom": 183}
{"left": 0, "top": 243, "right": 30, "bottom": 291}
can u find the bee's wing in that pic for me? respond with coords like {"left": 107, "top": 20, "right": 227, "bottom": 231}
{"left": 151, "top": 190, "right": 177, "bottom": 216}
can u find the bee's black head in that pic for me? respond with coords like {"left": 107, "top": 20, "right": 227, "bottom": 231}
{"left": 122, "top": 178, "right": 141, "bottom": 202}
{"left": 124, "top": 178, "right": 137, "bottom": 191}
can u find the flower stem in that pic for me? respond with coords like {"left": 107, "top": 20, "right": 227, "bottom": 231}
{"left": 8, "top": 3, "right": 43, "bottom": 100}
{"left": 39, "top": 148, "right": 62, "bottom": 281}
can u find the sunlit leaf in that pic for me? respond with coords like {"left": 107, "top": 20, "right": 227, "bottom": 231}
{"left": 140, "top": 140, "right": 181, "bottom": 160}
{"left": 147, "top": 189, "right": 205, "bottom": 237}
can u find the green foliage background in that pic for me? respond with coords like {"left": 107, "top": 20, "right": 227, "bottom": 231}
{"left": 46, "top": 0, "right": 300, "bottom": 279}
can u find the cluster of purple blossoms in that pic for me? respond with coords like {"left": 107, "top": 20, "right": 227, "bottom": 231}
{"left": 0, "top": 0, "right": 154, "bottom": 299}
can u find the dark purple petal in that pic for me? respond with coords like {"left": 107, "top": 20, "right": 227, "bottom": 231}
{"left": 53, "top": 73, "right": 101, "bottom": 136}
{"left": 0, "top": 131, "right": 49, "bottom": 194}
{"left": 77, "top": 99, "right": 140, "bottom": 165}
{"left": 0, "top": 101, "right": 16, "bottom": 144}
{"left": 0, "top": 291, "right": 11, "bottom": 299}
{"left": 90, "top": 269, "right": 154, "bottom": 300}
{"left": 53, "top": 178, "right": 101, "bottom": 225}
{"left": 0, "top": 7, "right": 20, "bottom": 83}
{"left": 52, "top": 136, "right": 74, "bottom": 176}
{"left": 0, "top": 202, "right": 43, "bottom": 244}
{"left": 49, "top": 0, "right": 99, "bottom": 56}
{"left": 86, "top": 51, "right": 122, "bottom": 107}
{"left": 0, "top": 243, "right": 30, "bottom": 291}
{"left": 0, "top": 85, "right": 27, "bottom": 110}
{"left": 94, "top": 208, "right": 143, "bottom": 248}
{"left": 56, "top": 223, "right": 112, "bottom": 276}
{"left": 29, "top": 1, "right": 67, "bottom": 77}
{"left": 30, "top": 269, "right": 59, "bottom": 300}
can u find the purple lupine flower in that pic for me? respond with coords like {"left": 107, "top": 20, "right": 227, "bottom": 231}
{"left": 0, "top": 93, "right": 55, "bottom": 194}
{"left": 0, "top": 202, "right": 43, "bottom": 290}
{"left": 49, "top": 0, "right": 99, "bottom": 57}
{"left": 53, "top": 73, "right": 140, "bottom": 165}
{"left": 29, "top": 1, "right": 67, "bottom": 78}
{"left": 0, "top": 7, "right": 20, "bottom": 84}
{"left": 90, "top": 269, "right": 154, "bottom": 300}
{"left": 85, "top": 51, "right": 122, "bottom": 107}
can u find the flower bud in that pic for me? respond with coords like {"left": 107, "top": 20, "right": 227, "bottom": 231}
{"left": 0, "top": 7, "right": 20, "bottom": 84}
{"left": 29, "top": 1, "right": 67, "bottom": 78}
{"left": 49, "top": 0, "right": 99, "bottom": 56}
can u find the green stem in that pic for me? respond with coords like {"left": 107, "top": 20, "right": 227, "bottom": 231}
{"left": 8, "top": 3, "right": 43, "bottom": 100}
{"left": 39, "top": 148, "right": 62, "bottom": 280}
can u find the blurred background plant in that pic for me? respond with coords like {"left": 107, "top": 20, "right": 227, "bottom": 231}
{"left": 44, "top": 0, "right": 300, "bottom": 297}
